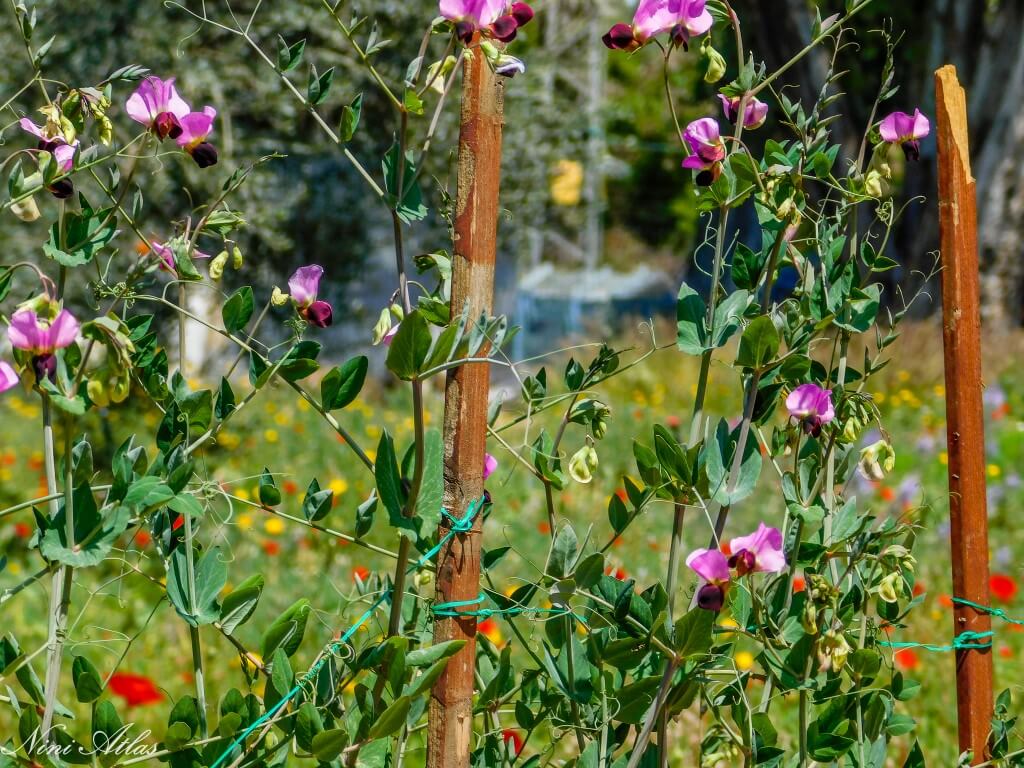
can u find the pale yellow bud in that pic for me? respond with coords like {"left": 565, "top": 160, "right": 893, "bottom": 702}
{"left": 271, "top": 287, "right": 289, "bottom": 307}
{"left": 11, "top": 196, "right": 40, "bottom": 222}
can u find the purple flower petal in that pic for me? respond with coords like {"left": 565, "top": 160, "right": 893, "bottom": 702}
{"left": 484, "top": 453, "right": 498, "bottom": 479}
{"left": 48, "top": 310, "right": 81, "bottom": 350}
{"left": 0, "top": 361, "right": 18, "bottom": 393}
{"left": 288, "top": 265, "right": 324, "bottom": 307}
{"left": 729, "top": 523, "right": 786, "bottom": 574}
{"left": 685, "top": 548, "right": 730, "bottom": 584}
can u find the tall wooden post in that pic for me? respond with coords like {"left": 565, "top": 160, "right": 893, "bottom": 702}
{"left": 935, "top": 64, "right": 994, "bottom": 764}
{"left": 427, "top": 46, "right": 504, "bottom": 768}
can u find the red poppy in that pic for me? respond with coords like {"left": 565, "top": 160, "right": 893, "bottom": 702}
{"left": 536, "top": 521, "right": 551, "bottom": 535}
{"left": 665, "top": 415, "right": 682, "bottom": 429}
{"left": 261, "top": 540, "right": 281, "bottom": 556}
{"left": 894, "top": 648, "right": 919, "bottom": 671}
{"left": 999, "top": 645, "right": 1013, "bottom": 659}
{"left": 135, "top": 530, "right": 152, "bottom": 547}
{"left": 605, "top": 566, "right": 627, "bottom": 581}
{"left": 109, "top": 672, "right": 163, "bottom": 706}
{"left": 614, "top": 488, "right": 628, "bottom": 503}
{"left": 879, "top": 486, "right": 896, "bottom": 502}
{"left": 501, "top": 729, "right": 524, "bottom": 756}
{"left": 720, "top": 541, "right": 733, "bottom": 557}
{"left": 282, "top": 480, "right": 299, "bottom": 495}
{"left": 352, "top": 565, "right": 370, "bottom": 582}
{"left": 912, "top": 582, "right": 926, "bottom": 597}
{"left": 172, "top": 514, "right": 184, "bottom": 532}
{"left": 993, "top": 402, "right": 1011, "bottom": 421}
{"left": 13, "top": 522, "right": 31, "bottom": 539}
{"left": 991, "top": 574, "right": 1018, "bottom": 604}
{"left": 478, "top": 618, "right": 502, "bottom": 644}
{"left": 792, "top": 576, "right": 806, "bottom": 593}
{"left": 938, "top": 594, "right": 954, "bottom": 608}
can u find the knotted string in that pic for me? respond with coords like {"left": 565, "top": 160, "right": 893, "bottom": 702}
{"left": 433, "top": 591, "right": 587, "bottom": 624}
{"left": 877, "top": 596, "right": 1024, "bottom": 654}
{"left": 210, "top": 497, "right": 486, "bottom": 768}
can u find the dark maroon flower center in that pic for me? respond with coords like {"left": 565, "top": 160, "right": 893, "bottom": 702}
{"left": 670, "top": 24, "right": 691, "bottom": 50}
{"left": 455, "top": 20, "right": 476, "bottom": 44}
{"left": 491, "top": 14, "right": 519, "bottom": 42}
{"left": 48, "top": 178, "right": 75, "bottom": 199}
{"left": 189, "top": 142, "right": 219, "bottom": 168}
{"left": 33, "top": 354, "right": 57, "bottom": 383}
{"left": 697, "top": 583, "right": 725, "bottom": 611}
{"left": 510, "top": 3, "right": 534, "bottom": 26}
{"left": 154, "top": 112, "right": 183, "bottom": 141}
{"left": 901, "top": 140, "right": 921, "bottom": 162}
{"left": 304, "top": 300, "right": 334, "bottom": 328}
{"left": 602, "top": 23, "right": 636, "bottom": 51}
{"left": 729, "top": 549, "right": 756, "bottom": 576}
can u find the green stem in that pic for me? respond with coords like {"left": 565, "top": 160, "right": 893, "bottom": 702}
{"left": 177, "top": 283, "right": 208, "bottom": 738}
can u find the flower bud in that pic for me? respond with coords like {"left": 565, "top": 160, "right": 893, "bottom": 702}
{"left": 818, "top": 629, "right": 852, "bottom": 672}
{"left": 372, "top": 308, "right": 393, "bottom": 345}
{"left": 232, "top": 246, "right": 244, "bottom": 269}
{"left": 271, "top": 287, "right": 289, "bottom": 307}
{"left": 858, "top": 440, "right": 896, "bottom": 482}
{"left": 701, "top": 39, "right": 727, "bottom": 84}
{"left": 568, "top": 444, "right": 599, "bottom": 484}
{"left": 864, "top": 169, "right": 885, "bottom": 199}
{"left": 10, "top": 196, "right": 40, "bottom": 222}
{"left": 209, "top": 250, "right": 229, "bottom": 281}
{"left": 87, "top": 378, "right": 110, "bottom": 408}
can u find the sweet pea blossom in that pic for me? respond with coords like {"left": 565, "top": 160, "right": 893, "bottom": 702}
{"left": 728, "top": 523, "right": 786, "bottom": 575}
{"left": 718, "top": 94, "right": 768, "bottom": 130}
{"left": 686, "top": 548, "right": 730, "bottom": 611}
{"left": 126, "top": 76, "right": 191, "bottom": 140}
{"left": 0, "top": 361, "right": 18, "bottom": 393}
{"left": 176, "top": 106, "right": 219, "bottom": 168}
{"left": 150, "top": 240, "right": 212, "bottom": 275}
{"left": 440, "top": 0, "right": 535, "bottom": 44}
{"left": 681, "top": 118, "right": 726, "bottom": 185}
{"left": 8, "top": 307, "right": 79, "bottom": 381}
{"left": 786, "top": 382, "right": 835, "bottom": 436}
{"left": 879, "top": 109, "right": 930, "bottom": 162}
{"left": 19, "top": 118, "right": 78, "bottom": 174}
{"left": 603, "top": 0, "right": 713, "bottom": 51}
{"left": 484, "top": 453, "right": 498, "bottom": 480}
{"left": 288, "top": 265, "right": 334, "bottom": 328}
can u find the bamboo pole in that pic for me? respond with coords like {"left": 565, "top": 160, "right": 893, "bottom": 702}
{"left": 426, "top": 45, "right": 504, "bottom": 768}
{"left": 935, "top": 64, "right": 993, "bottom": 765}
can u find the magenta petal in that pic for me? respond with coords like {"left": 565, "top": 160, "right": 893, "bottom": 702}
{"left": 19, "top": 118, "right": 45, "bottom": 139}
{"left": 685, "top": 548, "right": 730, "bottom": 584}
{"left": 682, "top": 154, "right": 709, "bottom": 171}
{"left": 52, "top": 143, "right": 77, "bottom": 173}
{"left": 786, "top": 383, "right": 832, "bottom": 421}
{"left": 0, "top": 361, "right": 18, "bottom": 393}
{"left": 176, "top": 106, "right": 217, "bottom": 147}
{"left": 730, "top": 523, "right": 786, "bottom": 574}
{"left": 8, "top": 310, "right": 44, "bottom": 352}
{"left": 288, "top": 265, "right": 324, "bottom": 307}
{"left": 483, "top": 452, "right": 498, "bottom": 479}
{"left": 48, "top": 310, "right": 80, "bottom": 350}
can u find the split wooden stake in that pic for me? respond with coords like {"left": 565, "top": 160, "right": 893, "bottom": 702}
{"left": 426, "top": 47, "right": 504, "bottom": 768}
{"left": 935, "top": 64, "right": 994, "bottom": 765}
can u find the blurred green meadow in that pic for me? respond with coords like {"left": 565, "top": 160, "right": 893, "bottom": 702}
{"left": 3, "top": 321, "right": 1024, "bottom": 764}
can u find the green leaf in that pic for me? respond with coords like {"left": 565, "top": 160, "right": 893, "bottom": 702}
{"left": 302, "top": 479, "right": 333, "bottom": 522}
{"left": 40, "top": 487, "right": 131, "bottom": 567}
{"left": 672, "top": 607, "right": 715, "bottom": 658}
{"left": 262, "top": 599, "right": 311, "bottom": 658}
{"left": 321, "top": 356, "right": 368, "bottom": 410}
{"left": 312, "top": 729, "right": 349, "bottom": 761}
{"left": 219, "top": 574, "right": 265, "bottom": 635}
{"left": 374, "top": 432, "right": 409, "bottom": 532}
{"left": 339, "top": 93, "right": 363, "bottom": 142}
{"left": 545, "top": 525, "right": 578, "bottom": 579}
{"left": 222, "top": 286, "right": 254, "bottom": 333}
{"left": 383, "top": 142, "right": 428, "bottom": 223}
{"left": 406, "top": 640, "right": 466, "bottom": 668}
{"left": 215, "top": 377, "right": 236, "bottom": 420}
{"left": 307, "top": 64, "right": 335, "bottom": 106}
{"left": 385, "top": 311, "right": 431, "bottom": 380}
{"left": 277, "top": 36, "right": 306, "bottom": 72}
{"left": 166, "top": 545, "right": 227, "bottom": 626}
{"left": 414, "top": 429, "right": 443, "bottom": 533}
{"left": 368, "top": 696, "right": 411, "bottom": 740}
{"left": 295, "top": 701, "right": 324, "bottom": 752}
{"left": 259, "top": 468, "right": 281, "bottom": 507}
{"left": 736, "top": 316, "right": 780, "bottom": 369}
{"left": 676, "top": 282, "right": 707, "bottom": 355}
{"left": 71, "top": 655, "right": 103, "bottom": 703}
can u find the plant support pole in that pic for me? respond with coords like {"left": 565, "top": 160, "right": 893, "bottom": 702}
{"left": 935, "top": 64, "right": 993, "bottom": 765}
{"left": 427, "top": 43, "right": 504, "bottom": 768}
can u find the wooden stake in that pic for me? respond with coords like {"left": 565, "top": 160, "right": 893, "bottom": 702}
{"left": 935, "top": 64, "right": 993, "bottom": 765}
{"left": 427, "top": 47, "right": 504, "bottom": 768}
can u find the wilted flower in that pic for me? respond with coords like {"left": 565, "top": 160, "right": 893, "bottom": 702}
{"left": 176, "top": 107, "right": 219, "bottom": 168}
{"left": 858, "top": 439, "right": 896, "bottom": 481}
{"left": 604, "top": 0, "right": 713, "bottom": 51}
{"left": 686, "top": 548, "right": 730, "bottom": 611}
{"left": 879, "top": 109, "right": 930, "bottom": 162}
{"left": 786, "top": 383, "right": 835, "bottom": 436}
{"left": 681, "top": 117, "right": 726, "bottom": 186}
{"left": 0, "top": 361, "right": 18, "bottom": 393}
{"left": 288, "top": 265, "right": 334, "bottom": 328}
{"left": 126, "top": 76, "right": 191, "bottom": 140}
{"left": 718, "top": 94, "right": 768, "bottom": 130}
{"left": 568, "top": 444, "right": 599, "bottom": 484}
{"left": 440, "top": 0, "right": 535, "bottom": 44}
{"left": 728, "top": 523, "right": 786, "bottom": 575}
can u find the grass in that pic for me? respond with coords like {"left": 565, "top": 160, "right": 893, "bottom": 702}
{"left": 2, "top": 320, "right": 1024, "bottom": 763}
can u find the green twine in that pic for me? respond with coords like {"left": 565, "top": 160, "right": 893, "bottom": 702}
{"left": 432, "top": 591, "right": 587, "bottom": 625}
{"left": 877, "top": 596, "right": 1024, "bottom": 654}
{"left": 210, "top": 497, "right": 487, "bottom": 768}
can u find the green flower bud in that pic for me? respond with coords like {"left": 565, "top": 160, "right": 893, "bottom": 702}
{"left": 864, "top": 169, "right": 885, "bottom": 199}
{"left": 232, "top": 246, "right": 244, "bottom": 269}
{"left": 209, "top": 250, "right": 229, "bottom": 281}
{"left": 372, "top": 308, "right": 393, "bottom": 345}
{"left": 858, "top": 440, "right": 896, "bottom": 481}
{"left": 818, "top": 629, "right": 852, "bottom": 672}
{"left": 701, "top": 39, "right": 727, "bottom": 84}
{"left": 568, "top": 444, "right": 599, "bottom": 484}
{"left": 878, "top": 571, "right": 902, "bottom": 604}
{"left": 271, "top": 287, "right": 289, "bottom": 307}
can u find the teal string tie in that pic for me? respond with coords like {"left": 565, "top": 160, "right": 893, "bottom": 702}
{"left": 209, "top": 497, "right": 486, "bottom": 768}
{"left": 951, "top": 596, "right": 1024, "bottom": 626}
{"left": 876, "top": 595, "right": 1024, "bottom": 655}
{"left": 432, "top": 591, "right": 587, "bottom": 625}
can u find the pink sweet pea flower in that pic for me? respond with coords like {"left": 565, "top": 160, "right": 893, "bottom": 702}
{"left": 681, "top": 118, "right": 725, "bottom": 185}
{"left": 786, "top": 382, "right": 835, "bottom": 436}
{"left": 440, "top": 0, "right": 534, "bottom": 44}
{"left": 176, "top": 107, "right": 219, "bottom": 168}
{"left": 686, "top": 547, "right": 730, "bottom": 611}
{"left": 9, "top": 309, "right": 80, "bottom": 354}
{"left": 604, "top": 0, "right": 712, "bottom": 51}
{"left": 288, "top": 265, "right": 334, "bottom": 328}
{"left": 484, "top": 453, "right": 498, "bottom": 480}
{"left": 879, "top": 109, "right": 930, "bottom": 162}
{"left": 126, "top": 76, "right": 192, "bottom": 140}
{"left": 19, "top": 119, "right": 79, "bottom": 174}
{"left": 718, "top": 94, "right": 769, "bottom": 130}
{"left": 728, "top": 523, "right": 786, "bottom": 576}
{"left": 150, "top": 241, "right": 212, "bottom": 276}
{"left": 0, "top": 361, "right": 18, "bottom": 393}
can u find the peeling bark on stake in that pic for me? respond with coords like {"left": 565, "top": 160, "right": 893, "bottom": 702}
{"left": 427, "top": 47, "right": 503, "bottom": 768}
{"left": 935, "top": 64, "right": 994, "bottom": 765}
